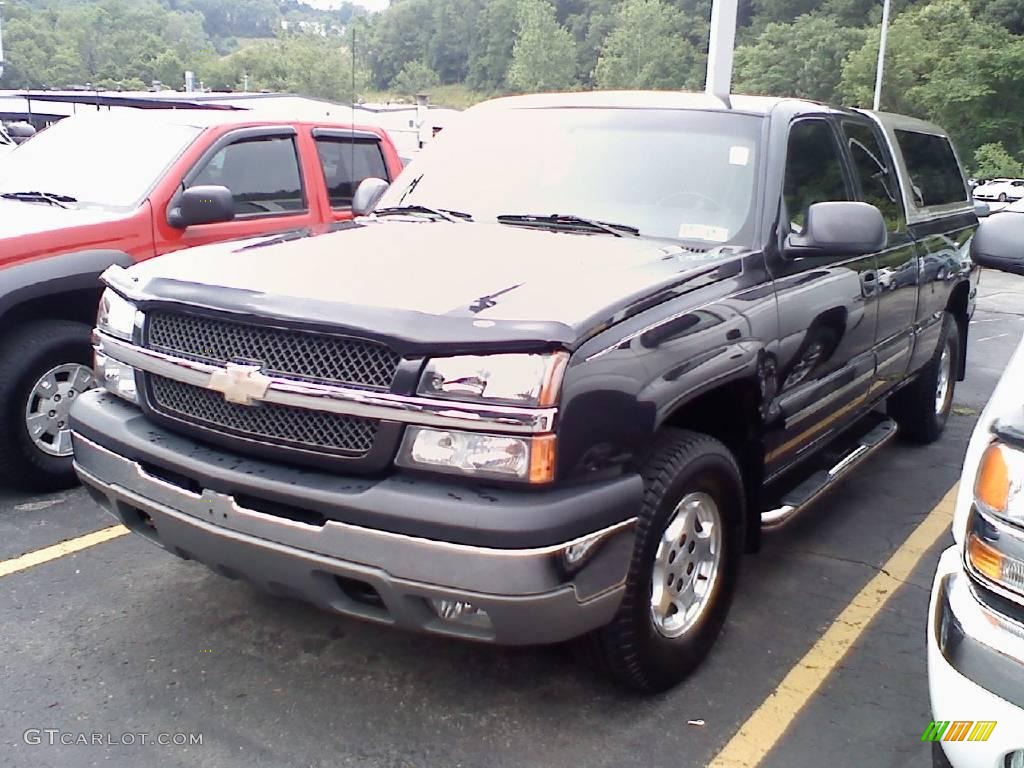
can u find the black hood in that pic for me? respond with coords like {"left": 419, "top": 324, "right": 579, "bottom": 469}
{"left": 122, "top": 219, "right": 743, "bottom": 352}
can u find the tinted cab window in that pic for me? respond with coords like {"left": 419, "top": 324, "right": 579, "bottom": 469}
{"left": 316, "top": 137, "right": 388, "bottom": 208}
{"left": 191, "top": 136, "right": 305, "bottom": 216}
{"left": 783, "top": 119, "right": 850, "bottom": 231}
{"left": 894, "top": 130, "right": 967, "bottom": 208}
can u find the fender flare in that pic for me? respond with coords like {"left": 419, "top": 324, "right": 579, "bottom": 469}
{"left": 0, "top": 249, "right": 135, "bottom": 322}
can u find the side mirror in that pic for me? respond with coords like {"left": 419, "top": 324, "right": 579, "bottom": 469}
{"left": 785, "top": 201, "right": 887, "bottom": 258}
{"left": 352, "top": 177, "right": 389, "bottom": 217}
{"left": 168, "top": 185, "right": 235, "bottom": 228}
{"left": 974, "top": 200, "right": 991, "bottom": 218}
{"left": 972, "top": 211, "right": 1024, "bottom": 276}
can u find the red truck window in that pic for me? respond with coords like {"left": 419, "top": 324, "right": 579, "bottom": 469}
{"left": 315, "top": 137, "right": 388, "bottom": 209}
{"left": 190, "top": 136, "right": 306, "bottom": 216}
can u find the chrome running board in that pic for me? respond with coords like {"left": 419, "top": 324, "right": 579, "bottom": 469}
{"left": 761, "top": 417, "right": 899, "bottom": 529}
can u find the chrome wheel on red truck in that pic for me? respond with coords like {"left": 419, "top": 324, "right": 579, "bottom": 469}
{"left": 0, "top": 320, "right": 95, "bottom": 491}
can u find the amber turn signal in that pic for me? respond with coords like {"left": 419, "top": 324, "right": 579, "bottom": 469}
{"left": 528, "top": 435, "right": 557, "bottom": 484}
{"left": 975, "top": 443, "right": 1011, "bottom": 514}
{"left": 967, "top": 532, "right": 1004, "bottom": 584}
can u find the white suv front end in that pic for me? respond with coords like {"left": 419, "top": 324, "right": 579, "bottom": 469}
{"left": 929, "top": 337, "right": 1024, "bottom": 768}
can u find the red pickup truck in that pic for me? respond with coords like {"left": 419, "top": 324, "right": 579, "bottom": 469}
{"left": 0, "top": 109, "right": 402, "bottom": 490}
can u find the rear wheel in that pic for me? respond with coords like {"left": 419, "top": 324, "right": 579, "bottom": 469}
{"left": 587, "top": 429, "right": 744, "bottom": 693}
{"left": 999, "top": 192, "right": 1008, "bottom": 202}
{"left": 887, "top": 312, "right": 959, "bottom": 444}
{"left": 0, "top": 320, "right": 95, "bottom": 491}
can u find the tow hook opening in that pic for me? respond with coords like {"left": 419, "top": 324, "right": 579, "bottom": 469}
{"left": 121, "top": 503, "right": 159, "bottom": 542}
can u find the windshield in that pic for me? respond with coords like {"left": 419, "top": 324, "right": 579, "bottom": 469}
{"left": 0, "top": 115, "right": 203, "bottom": 209}
{"left": 379, "top": 107, "right": 763, "bottom": 246}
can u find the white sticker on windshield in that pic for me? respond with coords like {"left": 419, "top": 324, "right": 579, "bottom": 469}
{"left": 729, "top": 146, "right": 751, "bottom": 166}
{"left": 678, "top": 223, "right": 729, "bottom": 242}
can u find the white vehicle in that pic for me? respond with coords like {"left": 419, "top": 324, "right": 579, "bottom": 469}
{"left": 973, "top": 178, "right": 1024, "bottom": 203}
{"left": 928, "top": 207, "right": 1024, "bottom": 768}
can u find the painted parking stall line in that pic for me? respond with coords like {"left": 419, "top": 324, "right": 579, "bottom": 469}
{"left": 0, "top": 525, "right": 128, "bottom": 579}
{"left": 708, "top": 484, "right": 958, "bottom": 768}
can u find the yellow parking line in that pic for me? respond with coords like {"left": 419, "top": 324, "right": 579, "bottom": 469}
{"left": 0, "top": 525, "right": 129, "bottom": 579}
{"left": 708, "top": 483, "right": 958, "bottom": 768}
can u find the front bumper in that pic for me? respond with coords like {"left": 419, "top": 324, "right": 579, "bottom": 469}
{"left": 928, "top": 547, "right": 1024, "bottom": 767}
{"left": 71, "top": 391, "right": 640, "bottom": 645}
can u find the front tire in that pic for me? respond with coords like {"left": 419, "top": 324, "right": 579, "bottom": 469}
{"left": 588, "top": 429, "right": 744, "bottom": 693}
{"left": 887, "top": 312, "right": 959, "bottom": 444}
{"left": 0, "top": 320, "right": 95, "bottom": 491}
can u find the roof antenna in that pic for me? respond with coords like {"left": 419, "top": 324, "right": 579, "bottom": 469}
{"left": 705, "top": 0, "right": 737, "bottom": 109}
{"left": 350, "top": 20, "right": 356, "bottom": 204}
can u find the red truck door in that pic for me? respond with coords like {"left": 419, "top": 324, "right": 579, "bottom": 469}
{"left": 153, "top": 126, "right": 322, "bottom": 255}
{"left": 152, "top": 124, "right": 402, "bottom": 255}
{"left": 309, "top": 127, "right": 403, "bottom": 224}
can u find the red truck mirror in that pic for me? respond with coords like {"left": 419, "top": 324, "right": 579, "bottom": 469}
{"left": 168, "top": 185, "right": 235, "bottom": 229}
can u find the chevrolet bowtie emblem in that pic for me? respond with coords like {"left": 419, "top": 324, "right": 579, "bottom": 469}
{"left": 206, "top": 363, "right": 271, "bottom": 406}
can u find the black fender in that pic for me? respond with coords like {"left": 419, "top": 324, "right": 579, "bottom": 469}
{"left": 0, "top": 249, "right": 135, "bottom": 325}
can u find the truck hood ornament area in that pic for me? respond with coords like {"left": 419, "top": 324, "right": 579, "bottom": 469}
{"left": 206, "top": 363, "right": 272, "bottom": 406}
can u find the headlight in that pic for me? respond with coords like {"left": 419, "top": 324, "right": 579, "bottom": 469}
{"left": 397, "top": 427, "right": 556, "bottom": 483}
{"left": 94, "top": 351, "right": 139, "bottom": 404}
{"left": 94, "top": 289, "right": 140, "bottom": 403}
{"left": 417, "top": 352, "right": 568, "bottom": 406}
{"left": 96, "top": 288, "right": 139, "bottom": 341}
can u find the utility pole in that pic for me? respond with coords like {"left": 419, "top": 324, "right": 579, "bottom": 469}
{"left": 705, "top": 0, "right": 738, "bottom": 106}
{"left": 873, "top": 0, "right": 891, "bottom": 111}
{"left": 0, "top": 2, "right": 6, "bottom": 82}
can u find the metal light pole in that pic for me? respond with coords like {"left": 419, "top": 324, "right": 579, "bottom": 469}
{"left": 705, "top": 0, "right": 738, "bottom": 106}
{"left": 872, "top": 0, "right": 891, "bottom": 111}
{"left": 0, "top": 2, "right": 6, "bottom": 82}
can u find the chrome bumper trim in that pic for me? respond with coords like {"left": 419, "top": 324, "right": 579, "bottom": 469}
{"left": 934, "top": 565, "right": 1024, "bottom": 710}
{"left": 72, "top": 432, "right": 637, "bottom": 601}
{"left": 95, "top": 332, "right": 557, "bottom": 436}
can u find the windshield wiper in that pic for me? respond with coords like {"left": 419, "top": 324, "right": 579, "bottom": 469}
{"left": 497, "top": 213, "right": 639, "bottom": 237}
{"left": 373, "top": 205, "right": 472, "bottom": 223}
{"left": 1, "top": 191, "right": 77, "bottom": 208}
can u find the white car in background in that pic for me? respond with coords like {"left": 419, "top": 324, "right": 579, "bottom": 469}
{"left": 929, "top": 207, "right": 1024, "bottom": 768}
{"left": 973, "top": 178, "right": 1024, "bottom": 203}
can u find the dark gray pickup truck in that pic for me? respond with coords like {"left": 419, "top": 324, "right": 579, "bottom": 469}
{"left": 71, "top": 92, "right": 978, "bottom": 691}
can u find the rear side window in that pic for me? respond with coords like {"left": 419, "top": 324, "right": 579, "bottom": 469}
{"left": 316, "top": 138, "right": 388, "bottom": 208}
{"left": 895, "top": 130, "right": 967, "bottom": 208}
{"left": 191, "top": 136, "right": 306, "bottom": 216}
{"left": 783, "top": 119, "right": 850, "bottom": 232}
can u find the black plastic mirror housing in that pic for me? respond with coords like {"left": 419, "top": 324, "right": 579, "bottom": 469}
{"left": 973, "top": 211, "right": 1024, "bottom": 276}
{"left": 168, "top": 185, "right": 235, "bottom": 228}
{"left": 785, "top": 201, "right": 887, "bottom": 258}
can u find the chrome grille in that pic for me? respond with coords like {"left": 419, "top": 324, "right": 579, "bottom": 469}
{"left": 147, "top": 312, "right": 400, "bottom": 390}
{"left": 148, "top": 375, "right": 378, "bottom": 456}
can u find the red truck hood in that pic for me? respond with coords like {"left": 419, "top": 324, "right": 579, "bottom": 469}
{"left": 0, "top": 199, "right": 146, "bottom": 267}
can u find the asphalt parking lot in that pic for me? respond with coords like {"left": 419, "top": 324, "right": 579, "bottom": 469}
{"left": 2, "top": 270, "right": 1023, "bottom": 768}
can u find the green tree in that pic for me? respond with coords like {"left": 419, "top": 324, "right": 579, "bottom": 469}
{"left": 507, "top": 0, "right": 578, "bottom": 92}
{"left": 973, "top": 143, "right": 1024, "bottom": 179}
{"left": 365, "top": 0, "right": 435, "bottom": 89}
{"left": 467, "top": 0, "right": 520, "bottom": 90}
{"left": 390, "top": 60, "right": 441, "bottom": 96}
{"left": 734, "top": 14, "right": 866, "bottom": 102}
{"left": 594, "top": 0, "right": 702, "bottom": 89}
{"left": 841, "top": 0, "right": 1024, "bottom": 160}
